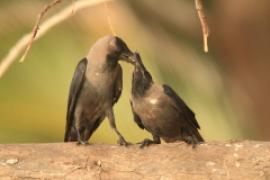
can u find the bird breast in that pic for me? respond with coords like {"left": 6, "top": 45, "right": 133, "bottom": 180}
{"left": 87, "top": 66, "right": 119, "bottom": 93}
{"left": 77, "top": 65, "right": 120, "bottom": 113}
{"left": 132, "top": 85, "right": 181, "bottom": 135}
{"left": 132, "top": 87, "right": 163, "bottom": 120}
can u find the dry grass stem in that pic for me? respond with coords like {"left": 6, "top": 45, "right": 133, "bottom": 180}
{"left": 104, "top": 2, "right": 117, "bottom": 36}
{"left": 195, "top": 0, "right": 210, "bottom": 53}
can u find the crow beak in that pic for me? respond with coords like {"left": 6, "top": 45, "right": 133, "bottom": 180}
{"left": 119, "top": 49, "right": 135, "bottom": 65}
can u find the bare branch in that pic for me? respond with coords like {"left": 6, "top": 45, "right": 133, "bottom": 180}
{"left": 20, "top": 0, "right": 63, "bottom": 63}
{"left": 195, "top": 0, "right": 210, "bottom": 53}
{"left": 0, "top": 0, "right": 113, "bottom": 78}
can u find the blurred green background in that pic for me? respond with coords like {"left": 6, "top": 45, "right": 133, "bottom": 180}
{"left": 1, "top": 0, "right": 270, "bottom": 144}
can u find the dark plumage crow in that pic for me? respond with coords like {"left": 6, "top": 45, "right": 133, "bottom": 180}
{"left": 130, "top": 52, "right": 204, "bottom": 148}
{"left": 64, "top": 35, "right": 134, "bottom": 145}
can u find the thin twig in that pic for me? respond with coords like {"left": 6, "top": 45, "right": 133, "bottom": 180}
{"left": 20, "top": 0, "right": 63, "bottom": 63}
{"left": 71, "top": 0, "right": 76, "bottom": 15}
{"left": 103, "top": 1, "right": 116, "bottom": 36}
{"left": 0, "top": 0, "right": 113, "bottom": 78}
{"left": 195, "top": 0, "right": 210, "bottom": 53}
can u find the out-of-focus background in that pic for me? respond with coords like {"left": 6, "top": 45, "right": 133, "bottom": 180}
{"left": 0, "top": 0, "right": 270, "bottom": 144}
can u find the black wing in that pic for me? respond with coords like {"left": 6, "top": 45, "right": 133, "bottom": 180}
{"left": 64, "top": 58, "right": 87, "bottom": 141}
{"left": 130, "top": 101, "right": 145, "bottom": 129}
{"left": 163, "top": 84, "right": 200, "bottom": 129}
{"left": 112, "top": 65, "right": 123, "bottom": 105}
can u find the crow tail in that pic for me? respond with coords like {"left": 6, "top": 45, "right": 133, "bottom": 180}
{"left": 182, "top": 128, "right": 204, "bottom": 147}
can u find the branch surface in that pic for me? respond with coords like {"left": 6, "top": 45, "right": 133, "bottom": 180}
{"left": 0, "top": 141, "right": 269, "bottom": 179}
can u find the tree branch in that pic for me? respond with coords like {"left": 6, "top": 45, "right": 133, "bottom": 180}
{"left": 19, "top": 0, "right": 63, "bottom": 63}
{"left": 0, "top": 0, "right": 113, "bottom": 78}
{"left": 0, "top": 141, "right": 269, "bottom": 179}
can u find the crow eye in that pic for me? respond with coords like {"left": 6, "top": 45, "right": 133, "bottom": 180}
{"left": 114, "top": 47, "right": 122, "bottom": 54}
{"left": 107, "top": 51, "right": 119, "bottom": 61}
{"left": 113, "top": 48, "right": 121, "bottom": 57}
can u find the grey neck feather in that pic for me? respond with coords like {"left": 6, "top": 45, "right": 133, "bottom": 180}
{"left": 132, "top": 61, "right": 153, "bottom": 97}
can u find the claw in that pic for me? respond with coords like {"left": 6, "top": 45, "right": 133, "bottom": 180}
{"left": 117, "top": 137, "right": 131, "bottom": 147}
{"left": 137, "top": 138, "right": 156, "bottom": 149}
{"left": 183, "top": 136, "right": 197, "bottom": 149}
{"left": 76, "top": 140, "right": 89, "bottom": 145}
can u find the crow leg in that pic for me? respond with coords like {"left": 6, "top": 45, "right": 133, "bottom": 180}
{"left": 153, "top": 134, "right": 161, "bottom": 144}
{"left": 107, "top": 109, "right": 130, "bottom": 146}
{"left": 76, "top": 127, "right": 89, "bottom": 145}
{"left": 74, "top": 109, "right": 89, "bottom": 145}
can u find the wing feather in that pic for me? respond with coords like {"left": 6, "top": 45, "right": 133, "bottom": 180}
{"left": 163, "top": 84, "right": 200, "bottom": 129}
{"left": 130, "top": 101, "right": 145, "bottom": 129}
{"left": 112, "top": 65, "right": 123, "bottom": 104}
{"left": 64, "top": 58, "right": 87, "bottom": 141}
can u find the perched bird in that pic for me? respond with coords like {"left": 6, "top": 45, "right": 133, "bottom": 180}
{"left": 64, "top": 35, "right": 134, "bottom": 145}
{"left": 130, "top": 52, "right": 204, "bottom": 148}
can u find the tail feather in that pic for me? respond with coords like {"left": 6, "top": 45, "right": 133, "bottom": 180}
{"left": 182, "top": 128, "right": 204, "bottom": 146}
{"left": 192, "top": 129, "right": 204, "bottom": 143}
{"left": 64, "top": 127, "right": 77, "bottom": 142}
{"left": 163, "top": 128, "right": 204, "bottom": 146}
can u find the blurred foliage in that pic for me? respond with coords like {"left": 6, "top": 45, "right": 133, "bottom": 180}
{"left": 1, "top": 0, "right": 268, "bottom": 144}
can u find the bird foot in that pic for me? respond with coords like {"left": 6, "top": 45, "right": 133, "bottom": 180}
{"left": 137, "top": 138, "right": 157, "bottom": 149}
{"left": 182, "top": 136, "right": 198, "bottom": 149}
{"left": 117, "top": 137, "right": 131, "bottom": 147}
{"left": 76, "top": 140, "right": 89, "bottom": 145}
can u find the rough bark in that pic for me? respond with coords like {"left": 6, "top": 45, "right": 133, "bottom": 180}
{"left": 0, "top": 141, "right": 269, "bottom": 179}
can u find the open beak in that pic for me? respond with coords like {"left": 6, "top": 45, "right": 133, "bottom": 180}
{"left": 119, "top": 49, "right": 135, "bottom": 65}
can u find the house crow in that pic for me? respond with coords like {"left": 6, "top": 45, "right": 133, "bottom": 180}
{"left": 64, "top": 35, "right": 134, "bottom": 145}
{"left": 130, "top": 52, "right": 204, "bottom": 148}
